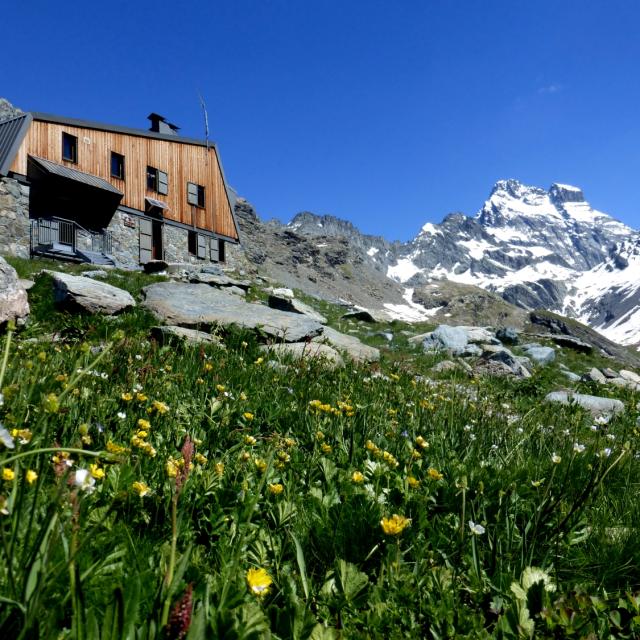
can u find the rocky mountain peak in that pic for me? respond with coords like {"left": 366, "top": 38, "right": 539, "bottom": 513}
{"left": 549, "top": 183, "right": 586, "bottom": 204}
{"left": 0, "top": 97, "right": 23, "bottom": 121}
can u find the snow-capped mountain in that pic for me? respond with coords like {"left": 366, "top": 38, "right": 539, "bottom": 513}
{"left": 387, "top": 179, "right": 640, "bottom": 347}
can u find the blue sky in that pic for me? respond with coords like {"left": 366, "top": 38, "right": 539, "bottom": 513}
{"left": 3, "top": 1, "right": 639, "bottom": 240}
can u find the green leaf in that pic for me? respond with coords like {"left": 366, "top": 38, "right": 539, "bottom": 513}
{"left": 291, "top": 532, "right": 310, "bottom": 600}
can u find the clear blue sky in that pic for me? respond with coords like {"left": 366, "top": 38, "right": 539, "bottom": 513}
{"left": 3, "top": 1, "right": 639, "bottom": 240}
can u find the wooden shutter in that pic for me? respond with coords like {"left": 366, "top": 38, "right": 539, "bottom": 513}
{"left": 187, "top": 182, "right": 198, "bottom": 205}
{"left": 139, "top": 218, "right": 153, "bottom": 264}
{"left": 197, "top": 233, "right": 206, "bottom": 259}
{"left": 209, "top": 236, "right": 219, "bottom": 262}
{"left": 158, "top": 171, "right": 168, "bottom": 195}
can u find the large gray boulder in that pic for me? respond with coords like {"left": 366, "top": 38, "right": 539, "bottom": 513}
{"left": 189, "top": 272, "right": 251, "bottom": 292}
{"left": 47, "top": 271, "right": 135, "bottom": 315}
{"left": 0, "top": 257, "right": 29, "bottom": 326}
{"left": 545, "top": 391, "right": 625, "bottom": 417}
{"left": 150, "top": 325, "right": 225, "bottom": 348}
{"left": 142, "top": 282, "right": 323, "bottom": 343}
{"left": 341, "top": 308, "right": 390, "bottom": 323}
{"left": 523, "top": 344, "right": 555, "bottom": 365}
{"left": 268, "top": 293, "right": 327, "bottom": 324}
{"left": 259, "top": 342, "right": 344, "bottom": 369}
{"left": 313, "top": 325, "right": 380, "bottom": 363}
{"left": 422, "top": 325, "right": 469, "bottom": 355}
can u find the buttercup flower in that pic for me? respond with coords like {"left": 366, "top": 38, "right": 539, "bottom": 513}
{"left": 132, "top": 481, "right": 151, "bottom": 497}
{"left": 246, "top": 567, "right": 272, "bottom": 598}
{"left": 352, "top": 471, "right": 365, "bottom": 483}
{"left": 380, "top": 514, "right": 411, "bottom": 536}
{"left": 2, "top": 468, "right": 15, "bottom": 482}
{"left": 427, "top": 467, "right": 444, "bottom": 481}
{"left": 268, "top": 483, "right": 284, "bottom": 495}
{"left": 26, "top": 470, "right": 38, "bottom": 485}
{"left": 89, "top": 464, "right": 105, "bottom": 480}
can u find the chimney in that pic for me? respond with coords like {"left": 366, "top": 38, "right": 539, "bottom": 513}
{"left": 147, "top": 113, "right": 180, "bottom": 136}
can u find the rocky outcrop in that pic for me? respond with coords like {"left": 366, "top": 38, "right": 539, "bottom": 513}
{"left": 47, "top": 271, "right": 135, "bottom": 315}
{"left": 545, "top": 391, "right": 625, "bottom": 418}
{"left": 313, "top": 326, "right": 380, "bottom": 363}
{"left": 0, "top": 257, "right": 29, "bottom": 326}
{"left": 150, "top": 326, "right": 225, "bottom": 347}
{"left": 259, "top": 342, "right": 344, "bottom": 369}
{"left": 268, "top": 293, "right": 327, "bottom": 324}
{"left": 142, "top": 282, "right": 324, "bottom": 343}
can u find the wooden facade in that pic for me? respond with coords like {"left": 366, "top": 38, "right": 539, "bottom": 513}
{"left": 9, "top": 117, "right": 238, "bottom": 240}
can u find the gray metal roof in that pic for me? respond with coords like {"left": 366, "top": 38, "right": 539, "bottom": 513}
{"left": 0, "top": 113, "right": 32, "bottom": 176}
{"left": 145, "top": 196, "right": 169, "bottom": 210}
{"left": 31, "top": 112, "right": 211, "bottom": 148}
{"left": 29, "top": 156, "right": 124, "bottom": 196}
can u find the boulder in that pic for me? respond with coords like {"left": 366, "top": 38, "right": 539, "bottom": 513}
{"left": 464, "top": 327, "right": 499, "bottom": 345}
{"left": 523, "top": 345, "right": 555, "bottom": 365}
{"left": 562, "top": 370, "right": 581, "bottom": 383}
{"left": 431, "top": 360, "right": 460, "bottom": 373}
{"left": 259, "top": 342, "right": 344, "bottom": 369}
{"left": 484, "top": 348, "right": 531, "bottom": 378}
{"left": 422, "top": 325, "right": 469, "bottom": 355}
{"left": 47, "top": 271, "right": 135, "bottom": 315}
{"left": 548, "top": 335, "right": 593, "bottom": 354}
{"left": 150, "top": 325, "right": 225, "bottom": 347}
{"left": 189, "top": 272, "right": 251, "bottom": 292}
{"left": 619, "top": 370, "right": 640, "bottom": 385}
{"left": 272, "top": 287, "right": 294, "bottom": 298}
{"left": 81, "top": 270, "right": 109, "bottom": 279}
{"left": 583, "top": 367, "right": 607, "bottom": 384}
{"left": 341, "top": 308, "right": 389, "bottom": 323}
{"left": 268, "top": 294, "right": 327, "bottom": 323}
{"left": 462, "top": 344, "right": 483, "bottom": 357}
{"left": 142, "top": 283, "right": 323, "bottom": 343}
{"left": 601, "top": 367, "right": 619, "bottom": 379}
{"left": 608, "top": 377, "right": 640, "bottom": 392}
{"left": 0, "top": 257, "right": 29, "bottom": 326}
{"left": 143, "top": 260, "right": 169, "bottom": 274}
{"left": 313, "top": 326, "right": 380, "bottom": 363}
{"left": 474, "top": 359, "right": 530, "bottom": 379}
{"left": 496, "top": 326, "right": 519, "bottom": 344}
{"left": 545, "top": 391, "right": 624, "bottom": 417}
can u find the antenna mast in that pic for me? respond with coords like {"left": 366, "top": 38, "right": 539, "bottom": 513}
{"left": 198, "top": 91, "right": 210, "bottom": 152}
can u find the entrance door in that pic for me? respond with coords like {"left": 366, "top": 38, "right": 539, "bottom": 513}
{"left": 152, "top": 219, "right": 163, "bottom": 259}
{"left": 139, "top": 218, "right": 163, "bottom": 263}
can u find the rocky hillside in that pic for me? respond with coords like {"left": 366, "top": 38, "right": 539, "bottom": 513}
{"left": 0, "top": 98, "right": 22, "bottom": 120}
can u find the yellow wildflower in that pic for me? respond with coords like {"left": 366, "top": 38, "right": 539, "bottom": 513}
{"left": 352, "top": 471, "right": 365, "bottom": 484}
{"left": 276, "top": 450, "right": 290, "bottom": 463}
{"left": 43, "top": 393, "right": 59, "bottom": 414}
{"left": 243, "top": 412, "right": 255, "bottom": 421}
{"left": 121, "top": 392, "right": 133, "bottom": 401}
{"left": 55, "top": 373, "right": 67, "bottom": 382}
{"left": 216, "top": 384, "right": 226, "bottom": 392}
{"left": 165, "top": 459, "right": 179, "bottom": 478}
{"left": 244, "top": 435, "right": 257, "bottom": 446}
{"left": 254, "top": 458, "right": 267, "bottom": 473}
{"left": 389, "top": 373, "right": 400, "bottom": 381}
{"left": 136, "top": 430, "right": 148, "bottom": 439}
{"left": 26, "top": 470, "right": 38, "bottom": 485}
{"left": 195, "top": 453, "right": 208, "bottom": 465}
{"left": 196, "top": 378, "right": 204, "bottom": 385}
{"left": 254, "top": 357, "right": 264, "bottom": 365}
{"left": 415, "top": 435, "right": 429, "bottom": 449}
{"left": 268, "top": 483, "right": 284, "bottom": 495}
{"left": 411, "top": 449, "right": 422, "bottom": 460}
{"left": 136, "top": 392, "right": 148, "bottom": 402}
{"left": 239, "top": 451, "right": 251, "bottom": 462}
{"left": 380, "top": 514, "right": 411, "bottom": 536}
{"left": 316, "top": 431, "right": 325, "bottom": 442}
{"left": 2, "top": 468, "right": 15, "bottom": 482}
{"left": 137, "top": 418, "right": 151, "bottom": 430}
{"left": 132, "top": 481, "right": 151, "bottom": 497}
{"left": 321, "top": 443, "right": 332, "bottom": 454}
{"left": 214, "top": 462, "right": 225, "bottom": 476}
{"left": 106, "top": 441, "right": 127, "bottom": 454}
{"left": 246, "top": 567, "right": 272, "bottom": 598}
{"left": 284, "top": 437, "right": 296, "bottom": 448}
{"left": 427, "top": 467, "right": 444, "bottom": 481}
{"left": 407, "top": 476, "right": 420, "bottom": 489}
{"left": 152, "top": 400, "right": 169, "bottom": 414}
{"left": 240, "top": 391, "right": 248, "bottom": 401}
{"left": 89, "top": 464, "right": 105, "bottom": 480}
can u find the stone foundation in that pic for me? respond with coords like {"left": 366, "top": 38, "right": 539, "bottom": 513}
{"left": 0, "top": 176, "right": 30, "bottom": 258}
{"left": 107, "top": 208, "right": 227, "bottom": 267}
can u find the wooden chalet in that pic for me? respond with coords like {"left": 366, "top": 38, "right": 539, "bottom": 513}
{"left": 0, "top": 111, "right": 239, "bottom": 265}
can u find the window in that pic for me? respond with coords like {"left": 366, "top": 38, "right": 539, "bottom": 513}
{"left": 111, "top": 152, "right": 125, "bottom": 179}
{"left": 188, "top": 231, "right": 206, "bottom": 259}
{"left": 187, "top": 181, "right": 205, "bottom": 207}
{"left": 147, "top": 166, "right": 168, "bottom": 195}
{"left": 62, "top": 133, "right": 78, "bottom": 163}
{"left": 209, "top": 237, "right": 225, "bottom": 263}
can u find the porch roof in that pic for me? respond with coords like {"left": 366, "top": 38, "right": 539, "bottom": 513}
{"left": 29, "top": 156, "right": 124, "bottom": 196}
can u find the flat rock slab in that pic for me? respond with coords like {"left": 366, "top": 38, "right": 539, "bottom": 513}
{"left": 342, "top": 308, "right": 390, "bottom": 323}
{"left": 313, "top": 325, "right": 380, "bottom": 363}
{"left": 259, "top": 342, "right": 344, "bottom": 369}
{"left": 150, "top": 325, "right": 225, "bottom": 348}
{"left": 0, "top": 257, "right": 29, "bottom": 325}
{"left": 523, "top": 345, "right": 555, "bottom": 365}
{"left": 268, "top": 294, "right": 327, "bottom": 324}
{"left": 545, "top": 391, "right": 625, "bottom": 417}
{"left": 549, "top": 335, "right": 593, "bottom": 354}
{"left": 46, "top": 271, "right": 135, "bottom": 315}
{"left": 142, "top": 282, "right": 323, "bottom": 343}
{"left": 189, "top": 272, "right": 251, "bottom": 292}
{"left": 422, "top": 325, "right": 469, "bottom": 355}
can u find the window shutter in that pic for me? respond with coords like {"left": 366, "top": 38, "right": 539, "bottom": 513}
{"left": 209, "top": 237, "right": 219, "bottom": 262}
{"left": 187, "top": 182, "right": 198, "bottom": 205}
{"left": 158, "top": 171, "right": 168, "bottom": 195}
{"left": 197, "top": 234, "right": 206, "bottom": 259}
{"left": 139, "top": 219, "right": 153, "bottom": 264}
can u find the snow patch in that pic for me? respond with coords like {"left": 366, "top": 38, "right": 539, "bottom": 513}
{"left": 367, "top": 247, "right": 379, "bottom": 257}
{"left": 387, "top": 258, "right": 421, "bottom": 283}
{"left": 383, "top": 288, "right": 442, "bottom": 322}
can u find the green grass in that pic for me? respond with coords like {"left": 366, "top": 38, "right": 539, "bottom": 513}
{"left": 1, "top": 262, "right": 640, "bottom": 638}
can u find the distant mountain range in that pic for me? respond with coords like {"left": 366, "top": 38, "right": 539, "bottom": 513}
{"left": 280, "top": 179, "right": 640, "bottom": 348}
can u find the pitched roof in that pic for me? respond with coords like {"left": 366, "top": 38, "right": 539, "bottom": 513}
{"left": 30, "top": 112, "right": 210, "bottom": 147}
{"left": 29, "top": 156, "right": 124, "bottom": 196}
{"left": 0, "top": 113, "right": 32, "bottom": 175}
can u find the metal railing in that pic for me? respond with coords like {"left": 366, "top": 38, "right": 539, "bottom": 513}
{"left": 30, "top": 217, "right": 112, "bottom": 256}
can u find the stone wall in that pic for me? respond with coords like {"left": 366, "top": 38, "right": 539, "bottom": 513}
{"left": 107, "top": 208, "right": 224, "bottom": 267}
{"left": 0, "top": 176, "right": 30, "bottom": 258}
